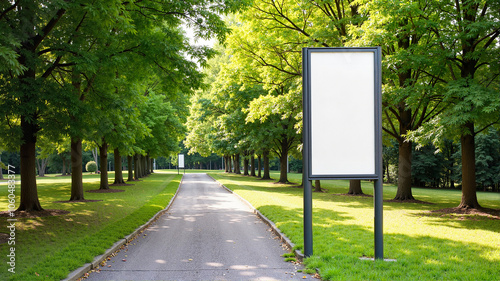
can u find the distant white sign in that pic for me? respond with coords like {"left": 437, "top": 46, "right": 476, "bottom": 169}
{"left": 178, "top": 154, "right": 185, "bottom": 169}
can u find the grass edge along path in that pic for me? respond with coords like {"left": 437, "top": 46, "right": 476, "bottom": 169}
{"left": 210, "top": 172, "right": 500, "bottom": 281}
{"left": 9, "top": 174, "right": 182, "bottom": 281}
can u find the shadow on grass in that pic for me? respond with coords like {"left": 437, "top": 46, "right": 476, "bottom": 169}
{"left": 257, "top": 204, "right": 499, "bottom": 280}
{"left": 213, "top": 172, "right": 499, "bottom": 280}
{"left": 214, "top": 173, "right": 491, "bottom": 214}
{"left": 0, "top": 173, "right": 179, "bottom": 280}
{"left": 216, "top": 172, "right": 382, "bottom": 210}
{"left": 407, "top": 208, "right": 500, "bottom": 233}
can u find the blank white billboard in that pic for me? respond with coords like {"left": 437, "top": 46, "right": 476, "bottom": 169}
{"left": 309, "top": 51, "right": 376, "bottom": 176}
{"left": 178, "top": 154, "right": 185, "bottom": 169}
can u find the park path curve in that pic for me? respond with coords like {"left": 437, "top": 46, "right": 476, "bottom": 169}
{"left": 86, "top": 173, "right": 305, "bottom": 281}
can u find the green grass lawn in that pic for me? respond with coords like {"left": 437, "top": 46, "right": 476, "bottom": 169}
{"left": 210, "top": 171, "right": 500, "bottom": 281}
{"left": 1, "top": 169, "right": 498, "bottom": 280}
{"left": 0, "top": 171, "right": 181, "bottom": 280}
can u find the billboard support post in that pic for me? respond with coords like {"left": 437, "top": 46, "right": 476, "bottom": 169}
{"left": 302, "top": 47, "right": 383, "bottom": 260}
{"left": 178, "top": 154, "right": 185, "bottom": 175}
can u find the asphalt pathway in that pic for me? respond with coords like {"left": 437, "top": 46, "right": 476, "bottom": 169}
{"left": 86, "top": 173, "right": 306, "bottom": 280}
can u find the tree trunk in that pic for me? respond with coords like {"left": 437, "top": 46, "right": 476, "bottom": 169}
{"left": 458, "top": 122, "right": 480, "bottom": 208}
{"left": 348, "top": 180, "right": 364, "bottom": 195}
{"left": 142, "top": 155, "right": 148, "bottom": 176}
{"left": 140, "top": 154, "right": 145, "bottom": 177}
{"left": 19, "top": 140, "right": 42, "bottom": 209}
{"left": 113, "top": 149, "right": 125, "bottom": 184}
{"left": 262, "top": 150, "right": 271, "bottom": 179}
{"left": 278, "top": 140, "right": 289, "bottom": 183}
{"left": 230, "top": 155, "right": 235, "bottom": 173}
{"left": 17, "top": 116, "right": 43, "bottom": 211}
{"left": 234, "top": 154, "right": 241, "bottom": 174}
{"left": 385, "top": 162, "right": 391, "bottom": 183}
{"left": 314, "top": 180, "right": 321, "bottom": 192}
{"left": 37, "top": 158, "right": 48, "bottom": 177}
{"left": 16, "top": 5, "right": 43, "bottom": 212}
{"left": 250, "top": 153, "right": 256, "bottom": 176}
{"left": 224, "top": 155, "right": 230, "bottom": 173}
{"left": 61, "top": 156, "right": 67, "bottom": 176}
{"left": 150, "top": 158, "right": 154, "bottom": 173}
{"left": 127, "top": 155, "right": 134, "bottom": 181}
{"left": 138, "top": 154, "right": 142, "bottom": 177}
{"left": 394, "top": 140, "right": 414, "bottom": 200}
{"left": 92, "top": 148, "right": 99, "bottom": 170}
{"left": 243, "top": 156, "right": 249, "bottom": 176}
{"left": 0, "top": 156, "right": 3, "bottom": 180}
{"left": 70, "top": 138, "right": 85, "bottom": 200}
{"left": 257, "top": 155, "right": 262, "bottom": 178}
{"left": 99, "top": 139, "right": 109, "bottom": 190}
{"left": 134, "top": 154, "right": 140, "bottom": 180}
{"left": 69, "top": 68, "right": 83, "bottom": 202}
{"left": 17, "top": 42, "right": 43, "bottom": 211}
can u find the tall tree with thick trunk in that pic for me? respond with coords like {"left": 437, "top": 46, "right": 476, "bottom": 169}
{"left": 69, "top": 68, "right": 86, "bottom": 201}
{"left": 14, "top": 2, "right": 49, "bottom": 211}
{"left": 424, "top": 0, "right": 500, "bottom": 209}
{"left": 350, "top": 1, "right": 448, "bottom": 201}
{"left": 70, "top": 139, "right": 84, "bottom": 200}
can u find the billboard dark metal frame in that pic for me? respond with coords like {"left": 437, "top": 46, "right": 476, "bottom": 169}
{"left": 302, "top": 47, "right": 383, "bottom": 259}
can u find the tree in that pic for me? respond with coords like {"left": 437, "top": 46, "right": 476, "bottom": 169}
{"left": 0, "top": 0, "right": 248, "bottom": 210}
{"left": 430, "top": 0, "right": 500, "bottom": 208}
{"left": 474, "top": 129, "right": 500, "bottom": 191}
{"left": 411, "top": 144, "right": 444, "bottom": 188}
{"left": 186, "top": 45, "right": 264, "bottom": 175}
{"left": 0, "top": 1, "right": 71, "bottom": 211}
{"left": 244, "top": 92, "right": 301, "bottom": 183}
{"left": 223, "top": 0, "right": 365, "bottom": 183}
{"left": 349, "top": 0, "right": 448, "bottom": 200}
{"left": 409, "top": 0, "right": 500, "bottom": 208}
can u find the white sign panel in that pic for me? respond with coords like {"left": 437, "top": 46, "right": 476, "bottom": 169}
{"left": 178, "top": 154, "right": 185, "bottom": 169}
{"left": 308, "top": 50, "right": 376, "bottom": 176}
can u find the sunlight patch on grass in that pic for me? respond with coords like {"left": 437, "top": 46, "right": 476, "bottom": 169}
{"left": 210, "top": 171, "right": 500, "bottom": 281}
{"left": 0, "top": 172, "right": 179, "bottom": 280}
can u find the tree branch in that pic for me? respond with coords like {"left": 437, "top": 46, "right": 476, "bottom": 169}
{"left": 0, "top": 1, "right": 18, "bottom": 21}
{"left": 33, "top": 8, "right": 67, "bottom": 50}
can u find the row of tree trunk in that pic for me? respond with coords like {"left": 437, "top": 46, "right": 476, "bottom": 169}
{"left": 224, "top": 150, "right": 271, "bottom": 180}
{"left": 224, "top": 151, "right": 365, "bottom": 195}
{"left": 66, "top": 137, "right": 153, "bottom": 201}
